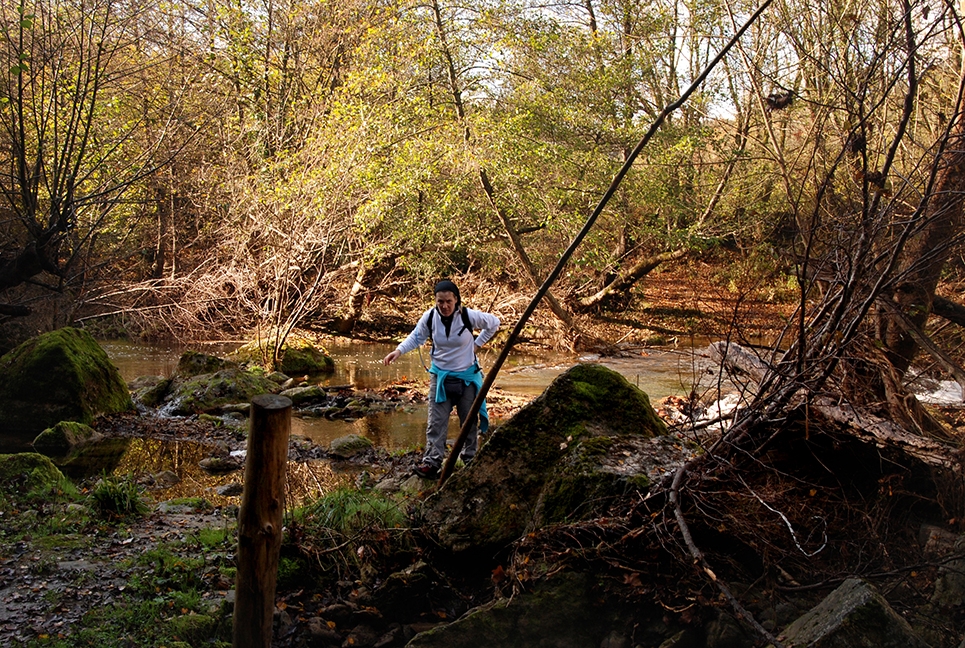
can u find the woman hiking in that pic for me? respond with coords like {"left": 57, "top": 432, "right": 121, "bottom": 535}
{"left": 382, "top": 279, "right": 501, "bottom": 479}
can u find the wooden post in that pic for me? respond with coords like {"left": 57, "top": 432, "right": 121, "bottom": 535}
{"left": 233, "top": 394, "right": 292, "bottom": 648}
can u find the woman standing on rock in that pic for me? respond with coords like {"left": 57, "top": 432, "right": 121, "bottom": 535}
{"left": 382, "top": 279, "right": 501, "bottom": 479}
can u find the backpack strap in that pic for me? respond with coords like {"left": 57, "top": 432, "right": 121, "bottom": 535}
{"left": 460, "top": 307, "right": 475, "bottom": 339}
{"left": 427, "top": 307, "right": 475, "bottom": 343}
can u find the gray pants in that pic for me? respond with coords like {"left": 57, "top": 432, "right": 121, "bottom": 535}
{"left": 424, "top": 373, "right": 478, "bottom": 468}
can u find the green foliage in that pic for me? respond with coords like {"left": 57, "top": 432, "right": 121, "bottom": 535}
{"left": 301, "top": 486, "right": 406, "bottom": 535}
{"left": 0, "top": 453, "right": 79, "bottom": 507}
{"left": 288, "top": 487, "right": 412, "bottom": 584}
{"left": 277, "top": 555, "right": 311, "bottom": 589}
{"left": 20, "top": 539, "right": 229, "bottom": 648}
{"left": 89, "top": 474, "right": 150, "bottom": 519}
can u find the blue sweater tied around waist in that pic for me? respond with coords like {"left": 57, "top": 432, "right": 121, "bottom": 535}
{"left": 428, "top": 363, "right": 489, "bottom": 434}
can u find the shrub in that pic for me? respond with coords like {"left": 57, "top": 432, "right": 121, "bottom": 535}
{"left": 288, "top": 487, "right": 412, "bottom": 583}
{"left": 89, "top": 474, "right": 149, "bottom": 518}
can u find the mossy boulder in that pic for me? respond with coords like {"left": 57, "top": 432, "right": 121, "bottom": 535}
{"left": 130, "top": 375, "right": 173, "bottom": 408}
{"left": 0, "top": 327, "right": 134, "bottom": 435}
{"left": 165, "top": 367, "right": 279, "bottom": 415}
{"left": 279, "top": 384, "right": 327, "bottom": 406}
{"left": 421, "top": 363, "right": 671, "bottom": 554}
{"left": 0, "top": 452, "right": 77, "bottom": 502}
{"left": 230, "top": 334, "right": 335, "bottom": 375}
{"left": 407, "top": 572, "right": 641, "bottom": 648}
{"left": 329, "top": 433, "right": 374, "bottom": 459}
{"left": 32, "top": 421, "right": 102, "bottom": 457}
{"left": 176, "top": 350, "right": 237, "bottom": 377}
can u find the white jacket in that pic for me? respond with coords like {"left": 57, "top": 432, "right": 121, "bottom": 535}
{"left": 395, "top": 306, "right": 501, "bottom": 372}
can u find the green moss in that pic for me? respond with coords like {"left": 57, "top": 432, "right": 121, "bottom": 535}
{"left": 231, "top": 333, "right": 335, "bottom": 374}
{"left": 169, "top": 368, "right": 278, "bottom": 415}
{"left": 192, "top": 526, "right": 233, "bottom": 549}
{"left": 0, "top": 453, "right": 78, "bottom": 505}
{"left": 165, "top": 613, "right": 220, "bottom": 644}
{"left": 277, "top": 555, "right": 311, "bottom": 588}
{"left": 176, "top": 350, "right": 236, "bottom": 377}
{"left": 0, "top": 327, "right": 133, "bottom": 434}
{"left": 481, "top": 365, "right": 667, "bottom": 481}
{"left": 539, "top": 438, "right": 626, "bottom": 524}
{"left": 32, "top": 421, "right": 99, "bottom": 457}
{"left": 625, "top": 474, "right": 652, "bottom": 490}
{"left": 167, "top": 497, "right": 213, "bottom": 512}
{"left": 422, "top": 364, "right": 670, "bottom": 553}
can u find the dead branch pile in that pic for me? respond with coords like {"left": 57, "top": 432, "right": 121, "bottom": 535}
{"left": 502, "top": 341, "right": 965, "bottom": 646}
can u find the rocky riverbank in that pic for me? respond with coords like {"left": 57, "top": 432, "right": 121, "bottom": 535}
{"left": 2, "top": 330, "right": 964, "bottom": 648}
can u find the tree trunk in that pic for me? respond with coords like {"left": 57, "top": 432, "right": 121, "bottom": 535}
{"left": 338, "top": 256, "right": 396, "bottom": 333}
{"left": 574, "top": 248, "right": 688, "bottom": 312}
{"left": 880, "top": 116, "right": 965, "bottom": 375}
{"left": 233, "top": 394, "right": 291, "bottom": 648}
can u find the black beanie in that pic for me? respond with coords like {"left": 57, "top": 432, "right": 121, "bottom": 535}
{"left": 434, "top": 279, "right": 460, "bottom": 305}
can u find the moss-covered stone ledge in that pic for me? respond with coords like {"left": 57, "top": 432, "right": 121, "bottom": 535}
{"left": 420, "top": 363, "right": 671, "bottom": 554}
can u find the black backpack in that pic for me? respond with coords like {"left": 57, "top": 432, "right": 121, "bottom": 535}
{"left": 426, "top": 307, "right": 475, "bottom": 343}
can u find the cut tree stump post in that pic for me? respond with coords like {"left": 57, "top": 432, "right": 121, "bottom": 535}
{"left": 233, "top": 394, "right": 292, "bottom": 648}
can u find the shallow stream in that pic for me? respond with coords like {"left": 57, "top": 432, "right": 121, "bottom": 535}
{"left": 0, "top": 337, "right": 729, "bottom": 504}
{"left": 100, "top": 337, "right": 721, "bottom": 451}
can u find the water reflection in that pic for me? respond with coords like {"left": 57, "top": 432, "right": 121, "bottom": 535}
{"left": 60, "top": 436, "right": 352, "bottom": 509}
{"left": 100, "top": 337, "right": 726, "bottom": 453}
{"left": 292, "top": 406, "right": 464, "bottom": 452}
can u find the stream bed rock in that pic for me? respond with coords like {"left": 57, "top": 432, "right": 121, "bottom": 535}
{"left": 0, "top": 327, "right": 133, "bottom": 437}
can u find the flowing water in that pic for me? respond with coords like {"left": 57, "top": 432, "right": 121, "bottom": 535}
{"left": 0, "top": 336, "right": 727, "bottom": 502}
{"left": 98, "top": 337, "right": 721, "bottom": 451}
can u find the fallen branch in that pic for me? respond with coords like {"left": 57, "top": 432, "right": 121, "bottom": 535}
{"left": 669, "top": 464, "right": 785, "bottom": 648}
{"left": 877, "top": 297, "right": 965, "bottom": 402}
{"left": 810, "top": 397, "right": 962, "bottom": 470}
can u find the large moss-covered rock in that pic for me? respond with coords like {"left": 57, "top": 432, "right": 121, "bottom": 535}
{"left": 778, "top": 578, "right": 931, "bottom": 648}
{"left": 421, "top": 363, "right": 670, "bottom": 554}
{"left": 407, "top": 573, "right": 641, "bottom": 648}
{"left": 0, "top": 328, "right": 134, "bottom": 435}
{"left": 165, "top": 368, "right": 279, "bottom": 415}
{"left": 32, "top": 421, "right": 102, "bottom": 457}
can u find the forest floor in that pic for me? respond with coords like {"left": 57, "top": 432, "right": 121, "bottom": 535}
{"left": 3, "top": 260, "right": 963, "bottom": 647}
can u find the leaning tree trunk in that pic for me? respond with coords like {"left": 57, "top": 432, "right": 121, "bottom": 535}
{"left": 574, "top": 248, "right": 688, "bottom": 313}
{"left": 880, "top": 113, "right": 965, "bottom": 376}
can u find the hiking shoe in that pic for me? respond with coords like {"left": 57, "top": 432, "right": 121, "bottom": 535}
{"left": 412, "top": 463, "right": 440, "bottom": 479}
